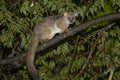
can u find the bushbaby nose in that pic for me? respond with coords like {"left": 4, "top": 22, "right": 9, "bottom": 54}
{"left": 70, "top": 19, "right": 74, "bottom": 23}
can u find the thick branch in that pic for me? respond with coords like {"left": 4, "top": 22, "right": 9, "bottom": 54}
{"left": 0, "top": 12, "right": 120, "bottom": 64}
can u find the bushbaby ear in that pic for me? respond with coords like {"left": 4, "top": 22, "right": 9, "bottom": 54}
{"left": 74, "top": 12, "right": 79, "bottom": 17}
{"left": 63, "top": 12, "right": 67, "bottom": 16}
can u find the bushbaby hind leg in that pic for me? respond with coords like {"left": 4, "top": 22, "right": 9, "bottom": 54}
{"left": 38, "top": 26, "right": 54, "bottom": 41}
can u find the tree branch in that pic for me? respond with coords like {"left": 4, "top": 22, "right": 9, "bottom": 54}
{"left": 0, "top": 12, "right": 120, "bottom": 64}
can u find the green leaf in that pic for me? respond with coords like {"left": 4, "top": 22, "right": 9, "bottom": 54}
{"left": 77, "top": 44, "right": 85, "bottom": 52}
{"left": 49, "top": 61, "right": 55, "bottom": 70}
{"left": 43, "top": 0, "right": 48, "bottom": 5}
{"left": 20, "top": 0, "right": 29, "bottom": 15}
{"left": 77, "top": 7, "right": 84, "bottom": 19}
{"left": 89, "top": 8, "right": 94, "bottom": 16}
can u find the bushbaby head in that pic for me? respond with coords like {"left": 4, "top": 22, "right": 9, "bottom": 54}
{"left": 63, "top": 12, "right": 79, "bottom": 24}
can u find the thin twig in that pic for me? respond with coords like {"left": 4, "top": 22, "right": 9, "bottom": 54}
{"left": 75, "top": 38, "right": 98, "bottom": 78}
{"left": 109, "top": 67, "right": 115, "bottom": 80}
{"left": 67, "top": 36, "right": 80, "bottom": 73}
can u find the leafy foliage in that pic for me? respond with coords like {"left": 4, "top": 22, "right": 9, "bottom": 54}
{"left": 0, "top": 0, "right": 120, "bottom": 80}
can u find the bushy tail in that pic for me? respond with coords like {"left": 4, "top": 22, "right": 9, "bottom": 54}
{"left": 26, "top": 34, "right": 40, "bottom": 80}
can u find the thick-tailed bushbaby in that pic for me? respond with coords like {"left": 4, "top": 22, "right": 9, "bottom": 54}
{"left": 26, "top": 12, "right": 78, "bottom": 80}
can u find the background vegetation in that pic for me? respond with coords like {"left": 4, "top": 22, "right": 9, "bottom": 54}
{"left": 0, "top": 0, "right": 120, "bottom": 80}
